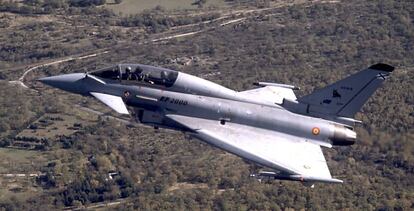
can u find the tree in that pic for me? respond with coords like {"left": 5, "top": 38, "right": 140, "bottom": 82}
{"left": 24, "top": 0, "right": 41, "bottom": 6}
{"left": 69, "top": 0, "right": 106, "bottom": 7}
{"left": 193, "top": 0, "right": 207, "bottom": 8}
{"left": 43, "top": 0, "right": 68, "bottom": 9}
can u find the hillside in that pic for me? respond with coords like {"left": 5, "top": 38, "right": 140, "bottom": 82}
{"left": 0, "top": 0, "right": 413, "bottom": 210}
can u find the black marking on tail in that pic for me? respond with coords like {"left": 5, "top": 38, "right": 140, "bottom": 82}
{"left": 332, "top": 90, "right": 341, "bottom": 98}
{"left": 369, "top": 63, "right": 395, "bottom": 72}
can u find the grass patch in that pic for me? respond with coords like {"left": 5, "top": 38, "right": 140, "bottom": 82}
{"left": 0, "top": 148, "right": 48, "bottom": 202}
{"left": 0, "top": 148, "right": 39, "bottom": 164}
{"left": 105, "top": 0, "right": 228, "bottom": 15}
{"left": 16, "top": 113, "right": 95, "bottom": 141}
{"left": 0, "top": 148, "right": 46, "bottom": 173}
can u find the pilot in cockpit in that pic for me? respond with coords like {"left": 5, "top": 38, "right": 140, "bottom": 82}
{"left": 125, "top": 66, "right": 132, "bottom": 80}
{"left": 135, "top": 66, "right": 144, "bottom": 81}
{"left": 136, "top": 67, "right": 154, "bottom": 84}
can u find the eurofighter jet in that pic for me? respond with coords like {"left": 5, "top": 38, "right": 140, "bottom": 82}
{"left": 38, "top": 63, "right": 394, "bottom": 185}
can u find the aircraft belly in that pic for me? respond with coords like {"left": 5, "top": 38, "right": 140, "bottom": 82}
{"left": 173, "top": 97, "right": 333, "bottom": 145}
{"left": 116, "top": 84, "right": 334, "bottom": 146}
{"left": 192, "top": 129, "right": 298, "bottom": 175}
{"left": 167, "top": 114, "right": 331, "bottom": 177}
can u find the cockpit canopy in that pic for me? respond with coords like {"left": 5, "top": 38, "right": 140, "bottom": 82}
{"left": 90, "top": 64, "right": 178, "bottom": 87}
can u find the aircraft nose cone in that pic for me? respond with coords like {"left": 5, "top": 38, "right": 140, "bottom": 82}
{"left": 38, "top": 73, "right": 83, "bottom": 84}
{"left": 38, "top": 73, "right": 85, "bottom": 94}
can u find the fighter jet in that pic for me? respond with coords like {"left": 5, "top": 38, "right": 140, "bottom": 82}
{"left": 38, "top": 63, "right": 394, "bottom": 185}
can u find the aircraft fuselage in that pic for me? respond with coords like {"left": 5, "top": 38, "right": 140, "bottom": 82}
{"left": 87, "top": 79, "right": 354, "bottom": 147}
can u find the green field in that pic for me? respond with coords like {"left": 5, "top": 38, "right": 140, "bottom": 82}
{"left": 0, "top": 149, "right": 44, "bottom": 202}
{"left": 17, "top": 113, "right": 95, "bottom": 141}
{"left": 105, "top": 0, "right": 228, "bottom": 15}
{"left": 0, "top": 148, "right": 45, "bottom": 173}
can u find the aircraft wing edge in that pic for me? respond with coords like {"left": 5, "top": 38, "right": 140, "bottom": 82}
{"left": 166, "top": 114, "right": 342, "bottom": 184}
{"left": 194, "top": 128, "right": 298, "bottom": 175}
{"left": 196, "top": 128, "right": 342, "bottom": 184}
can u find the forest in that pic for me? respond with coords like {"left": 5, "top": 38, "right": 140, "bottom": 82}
{"left": 0, "top": 0, "right": 412, "bottom": 210}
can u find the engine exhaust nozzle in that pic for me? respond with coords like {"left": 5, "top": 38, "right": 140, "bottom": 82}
{"left": 331, "top": 125, "right": 356, "bottom": 146}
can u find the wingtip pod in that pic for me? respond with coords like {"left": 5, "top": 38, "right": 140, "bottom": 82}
{"left": 291, "top": 175, "right": 343, "bottom": 184}
{"left": 369, "top": 63, "right": 395, "bottom": 72}
{"left": 252, "top": 171, "right": 343, "bottom": 184}
{"left": 320, "top": 178, "right": 343, "bottom": 184}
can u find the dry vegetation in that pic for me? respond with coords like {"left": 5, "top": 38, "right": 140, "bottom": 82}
{"left": 0, "top": 0, "right": 413, "bottom": 210}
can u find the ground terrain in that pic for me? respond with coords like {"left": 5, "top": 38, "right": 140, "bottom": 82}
{"left": 0, "top": 0, "right": 413, "bottom": 210}
{"left": 105, "top": 0, "right": 228, "bottom": 15}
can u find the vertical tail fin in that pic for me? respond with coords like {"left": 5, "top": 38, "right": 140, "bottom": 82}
{"left": 298, "top": 63, "right": 394, "bottom": 118}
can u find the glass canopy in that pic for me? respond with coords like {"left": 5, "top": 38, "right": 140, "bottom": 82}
{"left": 91, "top": 64, "right": 179, "bottom": 87}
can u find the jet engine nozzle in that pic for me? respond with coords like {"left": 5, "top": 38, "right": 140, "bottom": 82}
{"left": 331, "top": 125, "right": 356, "bottom": 146}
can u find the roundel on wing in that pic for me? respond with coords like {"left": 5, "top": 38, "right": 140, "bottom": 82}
{"left": 312, "top": 127, "right": 320, "bottom": 135}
